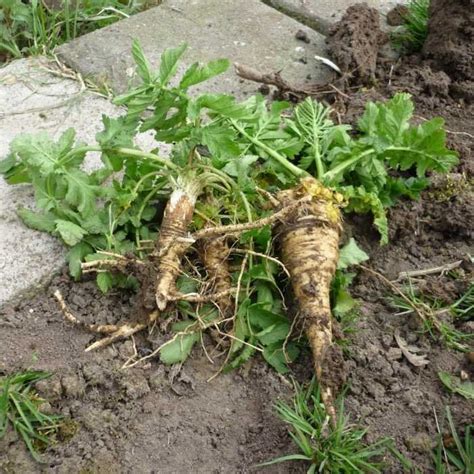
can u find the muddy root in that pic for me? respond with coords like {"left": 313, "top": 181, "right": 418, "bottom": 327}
{"left": 153, "top": 187, "right": 197, "bottom": 311}
{"left": 199, "top": 234, "right": 234, "bottom": 317}
{"left": 276, "top": 178, "right": 346, "bottom": 421}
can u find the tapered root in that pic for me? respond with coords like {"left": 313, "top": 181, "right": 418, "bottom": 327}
{"left": 199, "top": 235, "right": 234, "bottom": 317}
{"left": 153, "top": 187, "right": 198, "bottom": 311}
{"left": 277, "top": 178, "right": 346, "bottom": 421}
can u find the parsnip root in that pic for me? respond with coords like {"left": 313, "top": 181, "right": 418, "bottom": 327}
{"left": 199, "top": 235, "right": 234, "bottom": 317}
{"left": 153, "top": 185, "right": 198, "bottom": 311}
{"left": 277, "top": 178, "right": 346, "bottom": 421}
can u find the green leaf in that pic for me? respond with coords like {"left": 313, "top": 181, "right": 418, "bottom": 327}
{"left": 333, "top": 288, "right": 357, "bottom": 315}
{"left": 96, "top": 272, "right": 113, "bottom": 293}
{"left": 337, "top": 238, "right": 369, "bottom": 269}
{"left": 257, "top": 322, "right": 290, "bottom": 345}
{"left": 288, "top": 98, "right": 334, "bottom": 174}
{"left": 222, "top": 155, "right": 259, "bottom": 177}
{"left": 64, "top": 169, "right": 99, "bottom": 217}
{"left": 188, "top": 93, "right": 252, "bottom": 120}
{"left": 358, "top": 93, "right": 413, "bottom": 144}
{"left": 179, "top": 59, "right": 229, "bottom": 89}
{"left": 248, "top": 303, "right": 288, "bottom": 329}
{"left": 199, "top": 124, "right": 240, "bottom": 157}
{"left": 10, "top": 129, "right": 83, "bottom": 174}
{"left": 96, "top": 115, "right": 138, "bottom": 171}
{"left": 0, "top": 153, "right": 16, "bottom": 173}
{"left": 131, "top": 39, "right": 152, "bottom": 83}
{"left": 159, "top": 43, "right": 187, "bottom": 86}
{"left": 67, "top": 242, "right": 93, "bottom": 279}
{"left": 160, "top": 332, "right": 199, "bottom": 364}
{"left": 256, "top": 282, "right": 274, "bottom": 309}
{"left": 226, "top": 344, "right": 257, "bottom": 372}
{"left": 342, "top": 186, "right": 389, "bottom": 244}
{"left": 17, "top": 208, "right": 56, "bottom": 233}
{"left": 55, "top": 220, "right": 86, "bottom": 246}
{"left": 439, "top": 372, "right": 474, "bottom": 400}
{"left": 240, "top": 226, "right": 272, "bottom": 247}
{"left": 263, "top": 342, "right": 299, "bottom": 374}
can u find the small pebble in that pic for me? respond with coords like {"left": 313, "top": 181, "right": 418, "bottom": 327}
{"left": 295, "top": 29, "right": 310, "bottom": 43}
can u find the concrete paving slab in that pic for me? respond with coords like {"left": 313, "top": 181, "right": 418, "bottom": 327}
{"left": 0, "top": 58, "right": 156, "bottom": 305}
{"left": 262, "top": 0, "right": 408, "bottom": 35}
{"left": 57, "top": 0, "right": 335, "bottom": 95}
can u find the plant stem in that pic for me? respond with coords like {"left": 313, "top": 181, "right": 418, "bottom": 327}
{"left": 314, "top": 148, "right": 325, "bottom": 181}
{"left": 62, "top": 146, "right": 179, "bottom": 171}
{"left": 322, "top": 149, "right": 374, "bottom": 183}
{"left": 230, "top": 120, "right": 308, "bottom": 178}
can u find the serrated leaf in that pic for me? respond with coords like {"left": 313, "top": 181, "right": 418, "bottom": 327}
{"left": 343, "top": 186, "right": 389, "bottom": 244}
{"left": 188, "top": 93, "right": 252, "bottom": 120}
{"left": 96, "top": 271, "right": 113, "bottom": 293}
{"left": 159, "top": 43, "right": 187, "bottom": 86}
{"left": 17, "top": 208, "right": 56, "bottom": 233}
{"left": 179, "top": 58, "right": 229, "bottom": 89}
{"left": 257, "top": 322, "right": 290, "bottom": 345}
{"left": 337, "top": 238, "right": 369, "bottom": 269}
{"left": 439, "top": 371, "right": 474, "bottom": 400}
{"left": 55, "top": 219, "right": 86, "bottom": 246}
{"left": 64, "top": 169, "right": 99, "bottom": 217}
{"left": 222, "top": 155, "right": 258, "bottom": 177}
{"left": 226, "top": 344, "right": 257, "bottom": 372}
{"left": 358, "top": 93, "right": 413, "bottom": 143}
{"left": 10, "top": 129, "right": 83, "bottom": 174}
{"left": 199, "top": 124, "right": 240, "bottom": 157}
{"left": 289, "top": 98, "right": 334, "bottom": 173}
{"left": 263, "top": 342, "right": 299, "bottom": 374}
{"left": 131, "top": 39, "right": 152, "bottom": 83}
{"left": 160, "top": 332, "right": 199, "bottom": 364}
{"left": 333, "top": 288, "right": 357, "bottom": 315}
{"left": 67, "top": 242, "right": 93, "bottom": 279}
{"left": 96, "top": 115, "right": 138, "bottom": 171}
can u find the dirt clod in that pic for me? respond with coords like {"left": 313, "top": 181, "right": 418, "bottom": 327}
{"left": 327, "top": 4, "right": 387, "bottom": 84}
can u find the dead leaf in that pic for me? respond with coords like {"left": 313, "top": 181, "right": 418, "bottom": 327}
{"left": 394, "top": 330, "right": 430, "bottom": 367}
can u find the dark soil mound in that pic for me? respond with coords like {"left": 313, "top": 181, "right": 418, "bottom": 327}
{"left": 326, "top": 4, "right": 387, "bottom": 85}
{"left": 423, "top": 0, "right": 474, "bottom": 82}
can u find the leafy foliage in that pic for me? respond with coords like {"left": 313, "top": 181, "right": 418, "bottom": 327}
{"left": 0, "top": 370, "right": 61, "bottom": 461}
{"left": 0, "top": 42, "right": 457, "bottom": 371}
{"left": 259, "top": 380, "right": 393, "bottom": 473}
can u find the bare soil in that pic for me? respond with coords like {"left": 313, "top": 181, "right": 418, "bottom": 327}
{"left": 1, "top": 3, "right": 473, "bottom": 473}
{"left": 0, "top": 274, "right": 301, "bottom": 473}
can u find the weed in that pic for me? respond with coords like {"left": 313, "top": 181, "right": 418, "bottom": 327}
{"left": 259, "top": 380, "right": 392, "bottom": 473}
{"left": 439, "top": 372, "right": 474, "bottom": 400}
{"left": 390, "top": 280, "right": 473, "bottom": 352}
{"left": 433, "top": 407, "right": 474, "bottom": 473}
{"left": 391, "top": 0, "right": 430, "bottom": 53}
{"left": 0, "top": 370, "right": 62, "bottom": 461}
{"left": 0, "top": 0, "right": 144, "bottom": 64}
{"left": 450, "top": 282, "right": 474, "bottom": 321}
